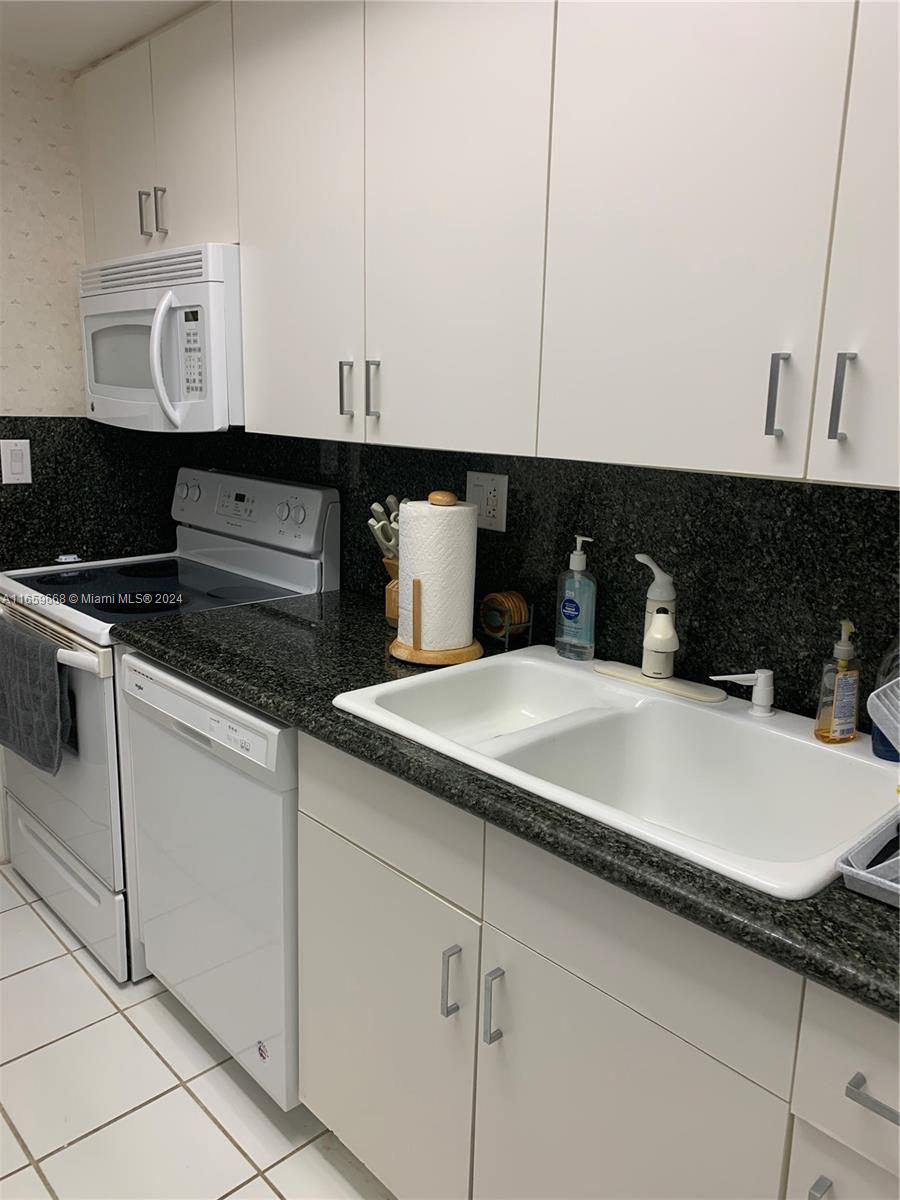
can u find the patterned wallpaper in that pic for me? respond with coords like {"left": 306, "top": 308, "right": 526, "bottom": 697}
{"left": 0, "top": 52, "right": 85, "bottom": 416}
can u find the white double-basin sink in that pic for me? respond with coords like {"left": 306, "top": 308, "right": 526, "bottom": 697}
{"left": 335, "top": 646, "right": 898, "bottom": 899}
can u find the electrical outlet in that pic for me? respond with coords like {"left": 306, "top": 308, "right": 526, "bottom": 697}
{"left": 466, "top": 471, "right": 508, "bottom": 532}
{"left": 1, "top": 439, "right": 31, "bottom": 485}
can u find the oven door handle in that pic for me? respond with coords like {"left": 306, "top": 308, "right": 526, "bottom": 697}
{"left": 0, "top": 606, "right": 105, "bottom": 677}
{"left": 149, "top": 289, "right": 182, "bottom": 429}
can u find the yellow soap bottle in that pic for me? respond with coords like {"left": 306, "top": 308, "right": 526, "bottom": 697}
{"left": 814, "top": 619, "right": 860, "bottom": 744}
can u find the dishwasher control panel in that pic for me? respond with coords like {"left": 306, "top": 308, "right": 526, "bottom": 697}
{"left": 122, "top": 656, "right": 285, "bottom": 773}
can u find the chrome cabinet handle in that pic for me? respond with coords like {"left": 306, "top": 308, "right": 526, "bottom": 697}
{"left": 338, "top": 361, "right": 354, "bottom": 417}
{"left": 827, "top": 352, "right": 858, "bottom": 442}
{"left": 153, "top": 186, "right": 168, "bottom": 235}
{"left": 137, "top": 190, "right": 152, "bottom": 237}
{"left": 845, "top": 1071, "right": 900, "bottom": 1126}
{"left": 808, "top": 1176, "right": 832, "bottom": 1200}
{"left": 440, "top": 944, "right": 462, "bottom": 1018}
{"left": 365, "top": 359, "right": 381, "bottom": 418}
{"left": 764, "top": 352, "right": 790, "bottom": 438}
{"left": 483, "top": 966, "right": 505, "bottom": 1044}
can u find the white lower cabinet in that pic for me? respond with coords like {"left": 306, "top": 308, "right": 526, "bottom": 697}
{"left": 472, "top": 924, "right": 789, "bottom": 1200}
{"left": 786, "top": 1120, "right": 898, "bottom": 1200}
{"left": 298, "top": 814, "right": 480, "bottom": 1200}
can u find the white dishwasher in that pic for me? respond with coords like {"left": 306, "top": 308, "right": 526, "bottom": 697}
{"left": 120, "top": 652, "right": 299, "bottom": 1110}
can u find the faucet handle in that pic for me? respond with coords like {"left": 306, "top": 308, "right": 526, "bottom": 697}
{"left": 709, "top": 669, "right": 774, "bottom": 717}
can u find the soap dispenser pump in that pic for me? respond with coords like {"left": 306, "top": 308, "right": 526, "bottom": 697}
{"left": 556, "top": 535, "right": 596, "bottom": 661}
{"left": 815, "top": 619, "right": 860, "bottom": 744}
{"left": 635, "top": 554, "right": 676, "bottom": 634}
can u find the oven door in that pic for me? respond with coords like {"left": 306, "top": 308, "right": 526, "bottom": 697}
{"left": 81, "top": 280, "right": 229, "bottom": 433}
{"left": 0, "top": 605, "right": 122, "bottom": 890}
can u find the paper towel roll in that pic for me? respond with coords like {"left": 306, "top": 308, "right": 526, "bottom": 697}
{"left": 398, "top": 499, "right": 477, "bottom": 651}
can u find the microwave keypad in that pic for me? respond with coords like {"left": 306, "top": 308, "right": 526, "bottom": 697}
{"left": 181, "top": 310, "right": 205, "bottom": 395}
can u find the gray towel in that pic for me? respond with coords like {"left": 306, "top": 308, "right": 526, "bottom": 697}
{"left": 0, "top": 619, "right": 73, "bottom": 775}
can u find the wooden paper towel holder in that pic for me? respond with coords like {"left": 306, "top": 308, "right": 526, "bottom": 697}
{"left": 389, "top": 490, "right": 483, "bottom": 665}
{"left": 390, "top": 578, "right": 484, "bottom": 665}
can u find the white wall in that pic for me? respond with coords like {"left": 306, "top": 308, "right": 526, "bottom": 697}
{"left": 0, "top": 52, "right": 85, "bottom": 416}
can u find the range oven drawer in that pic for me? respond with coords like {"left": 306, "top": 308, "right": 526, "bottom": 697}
{"left": 7, "top": 793, "right": 128, "bottom": 982}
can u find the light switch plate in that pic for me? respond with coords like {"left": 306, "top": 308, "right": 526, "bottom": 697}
{"left": 1, "top": 439, "right": 31, "bottom": 485}
{"left": 466, "top": 471, "right": 508, "bottom": 532}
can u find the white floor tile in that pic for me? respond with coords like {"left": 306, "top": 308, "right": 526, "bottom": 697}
{"left": 0, "top": 872, "right": 35, "bottom": 906}
{"left": 0, "top": 1113, "right": 27, "bottom": 1178}
{"left": 267, "top": 1134, "right": 395, "bottom": 1200}
{"left": 72, "top": 948, "right": 164, "bottom": 1009}
{"left": 0, "top": 1014, "right": 176, "bottom": 1159}
{"left": 0, "top": 879, "right": 25, "bottom": 917}
{"left": 0, "top": 1168, "right": 51, "bottom": 1199}
{"left": 30, "top": 903, "right": 82, "bottom": 951}
{"left": 41, "top": 1089, "right": 255, "bottom": 1200}
{"left": 0, "top": 909, "right": 65, "bottom": 981}
{"left": 0, "top": 957, "right": 115, "bottom": 1064}
{"left": 127, "top": 992, "right": 228, "bottom": 1080}
{"left": 189, "top": 1061, "right": 324, "bottom": 1170}
{"left": 225, "top": 1179, "right": 279, "bottom": 1199}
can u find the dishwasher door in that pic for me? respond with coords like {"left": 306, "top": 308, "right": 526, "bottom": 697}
{"left": 120, "top": 653, "right": 299, "bottom": 1110}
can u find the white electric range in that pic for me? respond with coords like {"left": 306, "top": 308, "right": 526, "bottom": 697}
{"left": 0, "top": 468, "right": 338, "bottom": 987}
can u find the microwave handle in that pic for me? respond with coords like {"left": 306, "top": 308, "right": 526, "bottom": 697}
{"left": 149, "top": 289, "right": 182, "bottom": 429}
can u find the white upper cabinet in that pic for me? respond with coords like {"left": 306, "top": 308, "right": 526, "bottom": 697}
{"left": 234, "top": 1, "right": 365, "bottom": 442}
{"left": 77, "top": 42, "right": 156, "bottom": 262}
{"left": 364, "top": 1, "right": 553, "bottom": 454}
{"left": 538, "top": 1, "right": 855, "bottom": 479}
{"left": 807, "top": 0, "right": 899, "bottom": 488}
{"left": 77, "top": 3, "right": 237, "bottom": 263}
{"left": 150, "top": 2, "right": 238, "bottom": 250}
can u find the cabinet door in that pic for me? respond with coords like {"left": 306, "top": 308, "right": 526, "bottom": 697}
{"left": 364, "top": 1, "right": 553, "bottom": 454}
{"left": 538, "top": 1, "right": 854, "bottom": 478}
{"left": 807, "top": 0, "right": 899, "bottom": 487}
{"left": 234, "top": 1, "right": 365, "bottom": 441}
{"left": 150, "top": 3, "right": 239, "bottom": 248}
{"left": 298, "top": 816, "right": 480, "bottom": 1200}
{"left": 77, "top": 42, "right": 155, "bottom": 262}
{"left": 473, "top": 926, "right": 789, "bottom": 1200}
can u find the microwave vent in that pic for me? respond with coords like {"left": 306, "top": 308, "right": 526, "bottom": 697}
{"left": 80, "top": 247, "right": 207, "bottom": 296}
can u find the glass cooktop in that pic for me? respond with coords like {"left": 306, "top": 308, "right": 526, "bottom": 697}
{"left": 20, "top": 558, "right": 301, "bottom": 624}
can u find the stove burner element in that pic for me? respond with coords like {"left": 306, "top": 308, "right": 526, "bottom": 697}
{"left": 118, "top": 560, "right": 180, "bottom": 579}
{"left": 205, "top": 584, "right": 280, "bottom": 602}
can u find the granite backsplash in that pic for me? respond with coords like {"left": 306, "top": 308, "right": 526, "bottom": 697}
{"left": 2, "top": 415, "right": 897, "bottom": 724}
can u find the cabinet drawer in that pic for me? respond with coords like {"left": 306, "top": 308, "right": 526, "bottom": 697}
{"left": 787, "top": 1120, "right": 897, "bottom": 1200}
{"left": 793, "top": 984, "right": 899, "bottom": 1175}
{"left": 298, "top": 735, "right": 484, "bottom": 914}
{"left": 484, "top": 825, "right": 802, "bottom": 1098}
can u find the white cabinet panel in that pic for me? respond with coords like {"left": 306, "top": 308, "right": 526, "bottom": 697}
{"left": 234, "top": 1, "right": 365, "bottom": 441}
{"left": 364, "top": 0, "right": 553, "bottom": 454}
{"left": 77, "top": 42, "right": 155, "bottom": 262}
{"left": 793, "top": 983, "right": 900, "bottom": 1176}
{"left": 298, "top": 816, "right": 480, "bottom": 1200}
{"left": 150, "top": 2, "right": 238, "bottom": 249}
{"left": 786, "top": 1120, "right": 898, "bottom": 1200}
{"left": 807, "top": 0, "right": 899, "bottom": 487}
{"left": 473, "top": 925, "right": 790, "bottom": 1200}
{"left": 484, "top": 825, "right": 802, "bottom": 1099}
{"left": 539, "top": 1, "right": 854, "bottom": 478}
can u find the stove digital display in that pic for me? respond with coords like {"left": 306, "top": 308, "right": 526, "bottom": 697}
{"left": 215, "top": 486, "right": 257, "bottom": 522}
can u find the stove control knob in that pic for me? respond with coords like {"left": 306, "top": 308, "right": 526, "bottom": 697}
{"left": 188, "top": 484, "right": 201, "bottom": 503}
{"left": 275, "top": 502, "right": 291, "bottom": 522}
{"left": 176, "top": 482, "right": 189, "bottom": 500}
{"left": 291, "top": 504, "right": 306, "bottom": 526}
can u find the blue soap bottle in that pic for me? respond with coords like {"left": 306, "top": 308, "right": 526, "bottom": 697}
{"left": 555, "top": 536, "right": 596, "bottom": 661}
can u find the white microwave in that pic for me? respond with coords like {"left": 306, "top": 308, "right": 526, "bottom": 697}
{"left": 80, "top": 243, "right": 244, "bottom": 433}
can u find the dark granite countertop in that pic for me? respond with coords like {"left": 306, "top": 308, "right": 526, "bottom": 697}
{"left": 113, "top": 590, "right": 899, "bottom": 1019}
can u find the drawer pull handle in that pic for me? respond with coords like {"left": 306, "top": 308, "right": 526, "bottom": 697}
{"left": 845, "top": 1071, "right": 900, "bottom": 1126}
{"left": 808, "top": 1176, "right": 832, "bottom": 1200}
{"left": 440, "top": 944, "right": 461, "bottom": 1018}
{"left": 365, "top": 359, "right": 381, "bottom": 418}
{"left": 338, "top": 360, "right": 354, "bottom": 418}
{"left": 827, "top": 351, "right": 857, "bottom": 442}
{"left": 483, "top": 966, "right": 505, "bottom": 1044}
